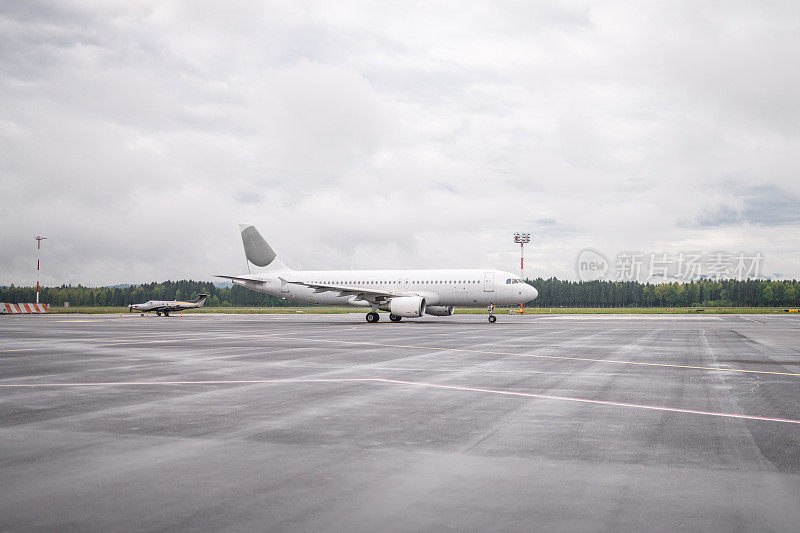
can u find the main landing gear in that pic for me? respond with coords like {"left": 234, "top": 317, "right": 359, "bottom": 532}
{"left": 366, "top": 312, "right": 402, "bottom": 323}
{"left": 488, "top": 304, "right": 497, "bottom": 323}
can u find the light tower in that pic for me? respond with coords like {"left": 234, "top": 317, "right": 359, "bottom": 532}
{"left": 34, "top": 235, "right": 47, "bottom": 304}
{"left": 513, "top": 232, "right": 530, "bottom": 314}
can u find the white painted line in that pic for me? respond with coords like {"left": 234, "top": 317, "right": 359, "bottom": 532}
{"left": 375, "top": 379, "right": 800, "bottom": 425}
{"left": 264, "top": 336, "right": 800, "bottom": 377}
{"left": 0, "top": 377, "right": 797, "bottom": 425}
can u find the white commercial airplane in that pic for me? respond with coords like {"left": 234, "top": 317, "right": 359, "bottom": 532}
{"left": 217, "top": 225, "right": 537, "bottom": 323}
{"left": 129, "top": 294, "right": 209, "bottom": 316}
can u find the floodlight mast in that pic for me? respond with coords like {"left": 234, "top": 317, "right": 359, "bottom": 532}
{"left": 513, "top": 233, "right": 531, "bottom": 314}
{"left": 34, "top": 236, "right": 47, "bottom": 304}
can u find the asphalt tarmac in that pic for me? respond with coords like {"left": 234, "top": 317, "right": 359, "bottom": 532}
{"left": 1, "top": 312, "right": 799, "bottom": 532}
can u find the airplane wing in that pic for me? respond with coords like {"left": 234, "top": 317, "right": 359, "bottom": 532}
{"left": 280, "top": 278, "right": 398, "bottom": 303}
{"left": 146, "top": 304, "right": 172, "bottom": 312}
{"left": 163, "top": 303, "right": 192, "bottom": 312}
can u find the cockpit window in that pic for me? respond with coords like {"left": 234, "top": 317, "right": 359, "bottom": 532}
{"left": 506, "top": 278, "right": 512, "bottom": 284}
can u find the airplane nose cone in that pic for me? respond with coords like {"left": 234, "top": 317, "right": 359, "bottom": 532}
{"left": 529, "top": 285, "right": 538, "bottom": 300}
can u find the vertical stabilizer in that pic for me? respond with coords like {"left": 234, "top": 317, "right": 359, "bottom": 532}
{"left": 239, "top": 224, "right": 291, "bottom": 272}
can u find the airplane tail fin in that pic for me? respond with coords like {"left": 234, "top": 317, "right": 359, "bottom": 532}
{"left": 194, "top": 294, "right": 209, "bottom": 306}
{"left": 239, "top": 224, "right": 291, "bottom": 273}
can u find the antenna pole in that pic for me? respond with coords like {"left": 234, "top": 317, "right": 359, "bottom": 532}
{"left": 513, "top": 232, "right": 530, "bottom": 314}
{"left": 34, "top": 236, "right": 47, "bottom": 304}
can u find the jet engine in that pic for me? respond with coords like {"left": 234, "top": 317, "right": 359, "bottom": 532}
{"left": 425, "top": 305, "right": 454, "bottom": 316}
{"left": 389, "top": 296, "right": 427, "bottom": 317}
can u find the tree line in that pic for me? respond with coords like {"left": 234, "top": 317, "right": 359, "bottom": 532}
{"left": 0, "top": 280, "right": 300, "bottom": 308}
{"left": 528, "top": 278, "right": 799, "bottom": 308}
{"left": 1, "top": 278, "right": 798, "bottom": 308}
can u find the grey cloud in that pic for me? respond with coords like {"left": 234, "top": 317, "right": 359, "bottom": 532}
{"left": 2, "top": 1, "right": 800, "bottom": 285}
{"left": 693, "top": 185, "right": 800, "bottom": 227}
{"left": 524, "top": 218, "right": 580, "bottom": 240}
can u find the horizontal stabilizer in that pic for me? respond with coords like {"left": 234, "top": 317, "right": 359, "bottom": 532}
{"left": 215, "top": 275, "right": 266, "bottom": 284}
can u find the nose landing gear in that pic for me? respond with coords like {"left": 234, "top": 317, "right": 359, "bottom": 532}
{"left": 488, "top": 304, "right": 496, "bottom": 323}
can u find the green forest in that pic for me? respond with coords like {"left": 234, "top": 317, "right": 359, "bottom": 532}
{"left": 530, "top": 278, "right": 799, "bottom": 308}
{"left": 1, "top": 278, "right": 799, "bottom": 308}
{"left": 0, "top": 280, "right": 295, "bottom": 308}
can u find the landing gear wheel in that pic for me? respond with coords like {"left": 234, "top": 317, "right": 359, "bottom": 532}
{"left": 164, "top": 312, "right": 169, "bottom": 317}
{"left": 488, "top": 315, "right": 497, "bottom": 323}
{"left": 389, "top": 314, "right": 402, "bottom": 322}
{"left": 366, "top": 312, "right": 380, "bottom": 323}
{"left": 156, "top": 311, "right": 162, "bottom": 317}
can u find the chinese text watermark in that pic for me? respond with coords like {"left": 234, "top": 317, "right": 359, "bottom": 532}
{"left": 576, "top": 249, "right": 764, "bottom": 282}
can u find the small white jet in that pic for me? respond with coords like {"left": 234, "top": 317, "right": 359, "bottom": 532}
{"left": 129, "top": 294, "right": 209, "bottom": 316}
{"left": 217, "top": 225, "right": 537, "bottom": 323}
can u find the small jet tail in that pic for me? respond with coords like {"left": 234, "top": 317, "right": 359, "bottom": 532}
{"left": 194, "top": 294, "right": 209, "bottom": 306}
{"left": 238, "top": 224, "right": 291, "bottom": 273}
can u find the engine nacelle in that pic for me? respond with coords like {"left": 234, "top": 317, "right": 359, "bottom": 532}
{"left": 425, "top": 305, "right": 454, "bottom": 316}
{"left": 389, "top": 296, "right": 427, "bottom": 317}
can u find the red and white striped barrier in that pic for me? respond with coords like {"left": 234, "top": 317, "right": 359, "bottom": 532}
{"left": 0, "top": 303, "right": 50, "bottom": 314}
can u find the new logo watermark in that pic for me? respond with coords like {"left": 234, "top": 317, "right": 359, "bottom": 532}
{"left": 576, "top": 249, "right": 610, "bottom": 281}
{"left": 576, "top": 250, "right": 764, "bottom": 282}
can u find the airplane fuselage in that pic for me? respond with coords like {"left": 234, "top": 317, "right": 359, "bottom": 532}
{"left": 231, "top": 268, "right": 537, "bottom": 308}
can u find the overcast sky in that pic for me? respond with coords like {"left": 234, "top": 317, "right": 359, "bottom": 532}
{"left": 2, "top": 0, "right": 800, "bottom": 286}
